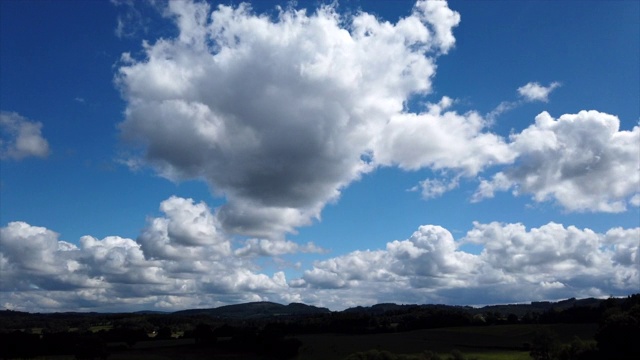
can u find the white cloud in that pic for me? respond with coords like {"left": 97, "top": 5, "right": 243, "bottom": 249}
{"left": 411, "top": 175, "right": 460, "bottom": 199}
{"left": 517, "top": 81, "right": 561, "bottom": 102}
{"left": 234, "top": 238, "right": 325, "bottom": 257}
{"left": 373, "top": 97, "right": 515, "bottom": 175}
{"left": 81, "top": 235, "right": 166, "bottom": 285}
{"left": 0, "top": 196, "right": 301, "bottom": 312}
{"left": 116, "top": 0, "right": 465, "bottom": 239}
{"left": 486, "top": 81, "right": 560, "bottom": 122}
{"left": 4, "top": 1, "right": 636, "bottom": 313}
{"left": 603, "top": 227, "right": 640, "bottom": 268}
{"left": 0, "top": 112, "right": 50, "bottom": 160}
{"left": 297, "top": 225, "right": 478, "bottom": 295}
{"left": 411, "top": 0, "right": 460, "bottom": 53}
{"left": 137, "top": 196, "right": 231, "bottom": 261}
{"left": 473, "top": 110, "right": 640, "bottom": 212}
{"left": 295, "top": 222, "right": 639, "bottom": 309}
{"left": 112, "top": 0, "right": 150, "bottom": 39}
{"left": 1, "top": 214, "right": 637, "bottom": 311}
{"left": 0, "top": 222, "right": 92, "bottom": 292}
{"left": 486, "top": 100, "right": 519, "bottom": 123}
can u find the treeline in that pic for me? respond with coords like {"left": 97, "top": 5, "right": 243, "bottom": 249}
{"left": 0, "top": 296, "right": 628, "bottom": 335}
{"left": 0, "top": 295, "right": 638, "bottom": 359}
{"left": 246, "top": 296, "right": 637, "bottom": 334}
{"left": 0, "top": 324, "right": 301, "bottom": 359}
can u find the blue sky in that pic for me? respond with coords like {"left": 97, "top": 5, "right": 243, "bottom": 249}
{"left": 1, "top": 0, "right": 638, "bottom": 312}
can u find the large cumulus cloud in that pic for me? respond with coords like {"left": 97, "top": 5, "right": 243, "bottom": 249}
{"left": 116, "top": 0, "right": 637, "bottom": 242}
{"left": 116, "top": 1, "right": 517, "bottom": 239}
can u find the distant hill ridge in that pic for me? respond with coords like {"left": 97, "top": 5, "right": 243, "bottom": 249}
{"left": 0, "top": 296, "right": 621, "bottom": 318}
{"left": 342, "top": 297, "right": 605, "bottom": 318}
{"left": 172, "top": 301, "right": 331, "bottom": 318}
{"left": 172, "top": 297, "right": 606, "bottom": 319}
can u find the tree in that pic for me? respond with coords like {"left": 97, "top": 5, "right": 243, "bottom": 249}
{"left": 193, "top": 323, "right": 215, "bottom": 345}
{"left": 155, "top": 326, "right": 172, "bottom": 340}
{"left": 556, "top": 337, "right": 597, "bottom": 360}
{"left": 530, "top": 328, "right": 559, "bottom": 360}
{"left": 595, "top": 304, "right": 640, "bottom": 359}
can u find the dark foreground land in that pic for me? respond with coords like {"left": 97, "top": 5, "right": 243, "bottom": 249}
{"left": 1, "top": 295, "right": 638, "bottom": 360}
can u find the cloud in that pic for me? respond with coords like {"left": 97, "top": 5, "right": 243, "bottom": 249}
{"left": 295, "top": 222, "right": 639, "bottom": 308}
{"left": 485, "top": 100, "right": 519, "bottom": 123}
{"left": 486, "top": 81, "right": 561, "bottom": 122}
{"left": 0, "top": 197, "right": 296, "bottom": 312}
{"left": 112, "top": 0, "right": 150, "bottom": 39}
{"left": 234, "top": 239, "right": 325, "bottom": 257}
{"left": 297, "top": 225, "right": 478, "bottom": 294}
{"left": 137, "top": 196, "right": 235, "bottom": 264}
{"left": 1, "top": 208, "right": 637, "bottom": 312}
{"left": 410, "top": 175, "right": 460, "bottom": 199}
{"left": 0, "top": 112, "right": 50, "bottom": 160}
{"left": 373, "top": 97, "right": 514, "bottom": 175}
{"left": 81, "top": 235, "right": 165, "bottom": 285}
{"left": 518, "top": 81, "right": 561, "bottom": 102}
{"left": 116, "top": 0, "right": 465, "bottom": 239}
{"left": 473, "top": 110, "right": 640, "bottom": 212}
{"left": 0, "top": 222, "right": 93, "bottom": 292}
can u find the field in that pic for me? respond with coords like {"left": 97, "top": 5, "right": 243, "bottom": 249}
{"left": 4, "top": 296, "right": 636, "bottom": 359}
{"left": 105, "top": 323, "right": 600, "bottom": 359}
{"left": 295, "top": 323, "right": 598, "bottom": 360}
{"left": 2, "top": 323, "right": 600, "bottom": 360}
{"left": 97, "top": 323, "right": 596, "bottom": 359}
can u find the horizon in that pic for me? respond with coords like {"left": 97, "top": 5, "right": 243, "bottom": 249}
{"left": 1, "top": 294, "right": 622, "bottom": 315}
{"left": 1, "top": 0, "right": 639, "bottom": 313}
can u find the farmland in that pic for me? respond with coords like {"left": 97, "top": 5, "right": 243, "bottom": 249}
{"left": 295, "top": 323, "right": 598, "bottom": 360}
{"left": 0, "top": 295, "right": 637, "bottom": 359}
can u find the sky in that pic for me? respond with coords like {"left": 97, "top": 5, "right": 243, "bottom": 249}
{"left": 0, "top": 0, "right": 638, "bottom": 313}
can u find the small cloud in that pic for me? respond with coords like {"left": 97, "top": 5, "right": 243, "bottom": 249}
{"left": 411, "top": 176, "right": 460, "bottom": 200}
{"left": 111, "top": 0, "right": 148, "bottom": 39}
{"left": 485, "top": 100, "right": 518, "bottom": 124}
{"left": 235, "top": 239, "right": 327, "bottom": 257}
{"left": 74, "top": 97, "right": 85, "bottom": 103}
{"left": 0, "top": 111, "right": 50, "bottom": 160}
{"left": 120, "top": 52, "right": 135, "bottom": 64}
{"left": 485, "top": 81, "right": 561, "bottom": 122}
{"left": 517, "top": 81, "right": 561, "bottom": 102}
{"left": 115, "top": 154, "right": 145, "bottom": 172}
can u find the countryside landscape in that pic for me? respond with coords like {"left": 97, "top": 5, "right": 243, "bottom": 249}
{"left": 2, "top": 295, "right": 638, "bottom": 359}
{"left": 1, "top": 1, "right": 639, "bottom": 360}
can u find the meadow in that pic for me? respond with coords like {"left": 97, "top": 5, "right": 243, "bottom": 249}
{"left": 295, "top": 323, "right": 598, "bottom": 360}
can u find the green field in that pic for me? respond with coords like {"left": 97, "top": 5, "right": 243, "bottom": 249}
{"left": 295, "top": 323, "right": 598, "bottom": 360}
{"left": 100, "top": 323, "right": 598, "bottom": 359}
{"left": 4, "top": 323, "right": 600, "bottom": 360}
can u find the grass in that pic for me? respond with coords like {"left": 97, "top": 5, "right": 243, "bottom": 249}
{"left": 19, "top": 323, "right": 597, "bottom": 360}
{"left": 459, "top": 351, "right": 531, "bottom": 360}
{"left": 89, "top": 324, "right": 113, "bottom": 332}
{"left": 294, "top": 323, "right": 598, "bottom": 360}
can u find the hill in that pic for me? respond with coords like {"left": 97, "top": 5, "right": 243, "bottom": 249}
{"left": 172, "top": 301, "right": 331, "bottom": 318}
{"left": 342, "top": 297, "right": 606, "bottom": 319}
